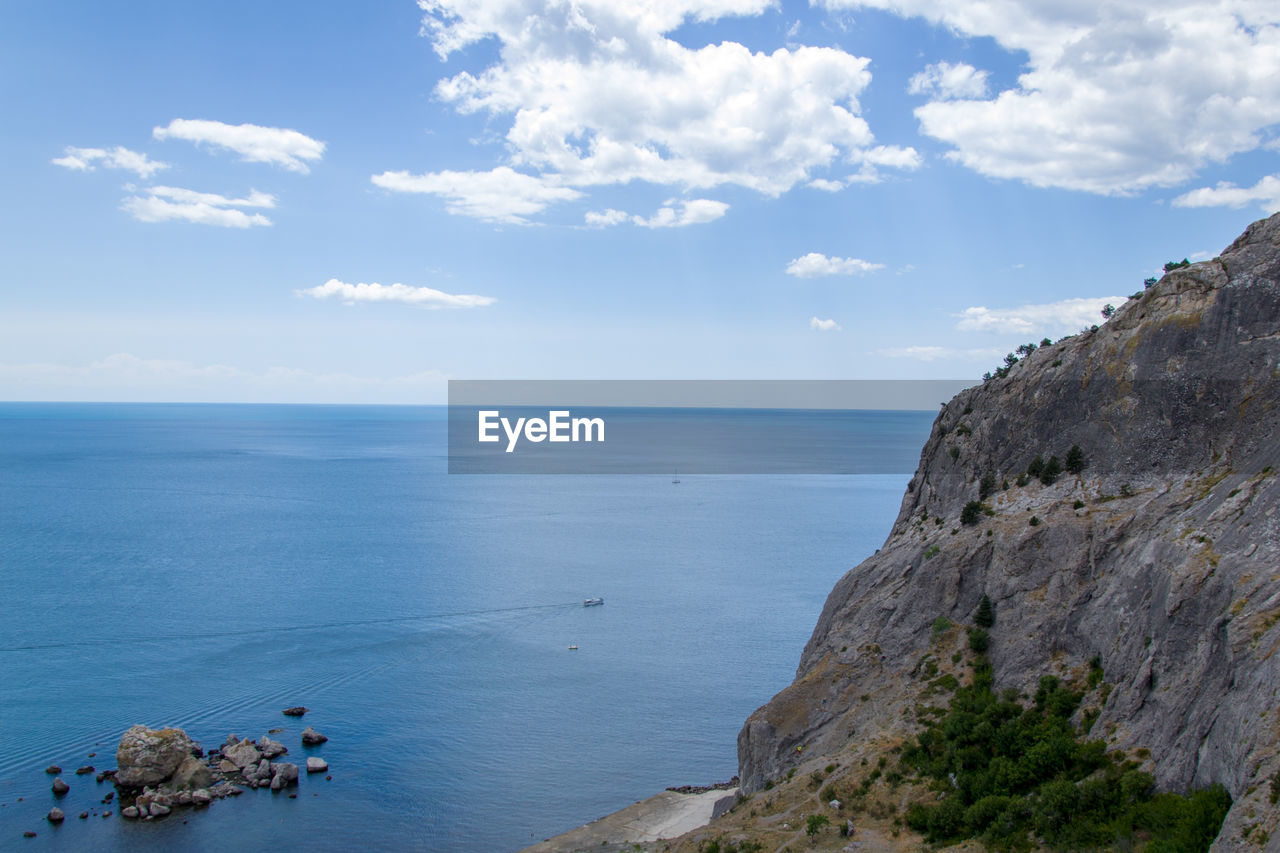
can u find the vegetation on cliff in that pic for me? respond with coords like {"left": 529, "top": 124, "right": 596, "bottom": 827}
{"left": 901, "top": 607, "right": 1231, "bottom": 851}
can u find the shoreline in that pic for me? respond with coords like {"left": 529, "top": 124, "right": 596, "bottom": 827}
{"left": 520, "top": 785, "right": 738, "bottom": 852}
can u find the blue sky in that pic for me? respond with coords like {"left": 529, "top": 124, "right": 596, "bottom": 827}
{"left": 2, "top": 0, "right": 1278, "bottom": 402}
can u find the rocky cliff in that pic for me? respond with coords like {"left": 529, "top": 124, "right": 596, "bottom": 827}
{"left": 738, "top": 213, "right": 1280, "bottom": 850}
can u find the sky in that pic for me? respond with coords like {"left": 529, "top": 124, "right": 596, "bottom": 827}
{"left": 1, "top": 0, "right": 1278, "bottom": 403}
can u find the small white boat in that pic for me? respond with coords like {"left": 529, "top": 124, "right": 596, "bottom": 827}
{"left": 583, "top": 597, "right": 604, "bottom": 607}
{"left": 568, "top": 644, "right": 579, "bottom": 650}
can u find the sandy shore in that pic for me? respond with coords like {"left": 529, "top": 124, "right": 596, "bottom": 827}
{"left": 521, "top": 787, "right": 736, "bottom": 852}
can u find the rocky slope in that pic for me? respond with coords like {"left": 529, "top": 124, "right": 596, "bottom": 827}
{"left": 738, "top": 212, "right": 1280, "bottom": 850}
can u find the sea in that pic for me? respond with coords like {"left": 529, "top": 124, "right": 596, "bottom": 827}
{"left": 0, "top": 403, "right": 931, "bottom": 851}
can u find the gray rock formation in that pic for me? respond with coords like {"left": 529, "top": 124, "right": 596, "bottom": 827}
{"left": 305, "top": 757, "right": 327, "bottom": 773}
{"left": 222, "top": 738, "right": 262, "bottom": 770}
{"left": 169, "top": 754, "right": 213, "bottom": 790}
{"left": 257, "top": 736, "right": 287, "bottom": 759}
{"left": 300, "top": 726, "right": 327, "bottom": 745}
{"left": 269, "top": 762, "right": 298, "bottom": 790}
{"left": 738, "top": 212, "right": 1280, "bottom": 851}
{"left": 115, "top": 725, "right": 198, "bottom": 788}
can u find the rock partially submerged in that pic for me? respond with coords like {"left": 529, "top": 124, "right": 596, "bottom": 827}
{"left": 115, "top": 726, "right": 198, "bottom": 788}
{"left": 221, "top": 738, "right": 262, "bottom": 771}
{"left": 257, "top": 736, "right": 287, "bottom": 759}
{"left": 300, "top": 726, "right": 327, "bottom": 746}
{"left": 282, "top": 706, "right": 308, "bottom": 717}
{"left": 40, "top": 719, "right": 333, "bottom": 834}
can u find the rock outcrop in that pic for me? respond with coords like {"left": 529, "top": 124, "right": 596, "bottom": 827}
{"left": 115, "top": 726, "right": 198, "bottom": 788}
{"left": 738, "top": 213, "right": 1280, "bottom": 850}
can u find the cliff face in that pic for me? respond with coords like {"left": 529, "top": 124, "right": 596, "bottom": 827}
{"left": 738, "top": 213, "right": 1280, "bottom": 850}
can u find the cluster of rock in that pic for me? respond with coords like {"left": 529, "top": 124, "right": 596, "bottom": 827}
{"left": 29, "top": 713, "right": 332, "bottom": 832}
{"left": 665, "top": 776, "right": 740, "bottom": 795}
{"left": 119, "top": 782, "right": 239, "bottom": 819}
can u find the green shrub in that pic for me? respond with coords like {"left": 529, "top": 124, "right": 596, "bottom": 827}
{"left": 1029, "top": 516, "right": 1041, "bottom": 527}
{"left": 968, "top": 627, "right": 990, "bottom": 653}
{"left": 1073, "top": 499, "right": 1086, "bottom": 509}
{"left": 805, "top": 813, "right": 829, "bottom": 836}
{"left": 1066, "top": 445, "right": 1086, "bottom": 474}
{"left": 961, "top": 501, "right": 984, "bottom": 525}
{"left": 980, "top": 472, "right": 997, "bottom": 500}
{"left": 898, "top": 654, "right": 1231, "bottom": 851}
{"left": 1040, "top": 455, "right": 1062, "bottom": 485}
{"left": 1027, "top": 456, "right": 1045, "bottom": 478}
{"left": 975, "top": 595, "right": 995, "bottom": 628}
{"left": 950, "top": 446, "right": 961, "bottom": 461}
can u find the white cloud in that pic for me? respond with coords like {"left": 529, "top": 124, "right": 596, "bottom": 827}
{"left": 954, "top": 296, "right": 1128, "bottom": 335}
{"left": 583, "top": 199, "right": 729, "bottom": 228}
{"left": 153, "top": 119, "right": 325, "bottom": 174}
{"left": 0, "top": 353, "right": 449, "bottom": 404}
{"left": 633, "top": 199, "right": 729, "bottom": 228}
{"left": 1172, "top": 175, "right": 1280, "bottom": 212}
{"left": 296, "top": 278, "right": 496, "bottom": 309}
{"left": 51, "top": 146, "right": 168, "bottom": 179}
{"left": 907, "top": 61, "right": 989, "bottom": 99}
{"left": 584, "top": 208, "right": 630, "bottom": 227}
{"left": 120, "top": 185, "right": 275, "bottom": 228}
{"left": 371, "top": 167, "right": 581, "bottom": 224}
{"left": 810, "top": 316, "right": 842, "bottom": 331}
{"left": 399, "top": 0, "right": 918, "bottom": 222}
{"left": 786, "top": 253, "right": 884, "bottom": 278}
{"left": 808, "top": 178, "right": 846, "bottom": 192}
{"left": 822, "top": 0, "right": 1280, "bottom": 195}
{"left": 877, "top": 345, "right": 1003, "bottom": 361}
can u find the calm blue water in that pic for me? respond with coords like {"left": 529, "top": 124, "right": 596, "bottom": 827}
{"left": 0, "top": 403, "right": 928, "bottom": 851}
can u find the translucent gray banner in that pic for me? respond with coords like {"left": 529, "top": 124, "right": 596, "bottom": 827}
{"left": 447, "top": 380, "right": 972, "bottom": 474}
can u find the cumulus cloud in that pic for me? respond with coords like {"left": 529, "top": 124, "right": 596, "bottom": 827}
{"left": 296, "top": 278, "right": 496, "bottom": 309}
{"left": 786, "top": 253, "right": 884, "bottom": 278}
{"left": 822, "top": 0, "right": 1280, "bottom": 195}
{"left": 1172, "top": 175, "right": 1280, "bottom": 212}
{"left": 51, "top": 146, "right": 168, "bottom": 178}
{"left": 877, "top": 345, "right": 1003, "bottom": 361}
{"left": 396, "top": 0, "right": 918, "bottom": 222}
{"left": 633, "top": 199, "right": 729, "bottom": 228}
{"left": 154, "top": 119, "right": 325, "bottom": 173}
{"left": 907, "top": 61, "right": 989, "bottom": 99}
{"left": 954, "top": 296, "right": 1128, "bottom": 335}
{"left": 810, "top": 316, "right": 842, "bottom": 331}
{"left": 120, "top": 185, "right": 275, "bottom": 228}
{"left": 584, "top": 208, "right": 631, "bottom": 227}
{"left": 0, "top": 353, "right": 449, "bottom": 404}
{"left": 583, "top": 199, "right": 729, "bottom": 228}
{"left": 371, "top": 167, "right": 581, "bottom": 224}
